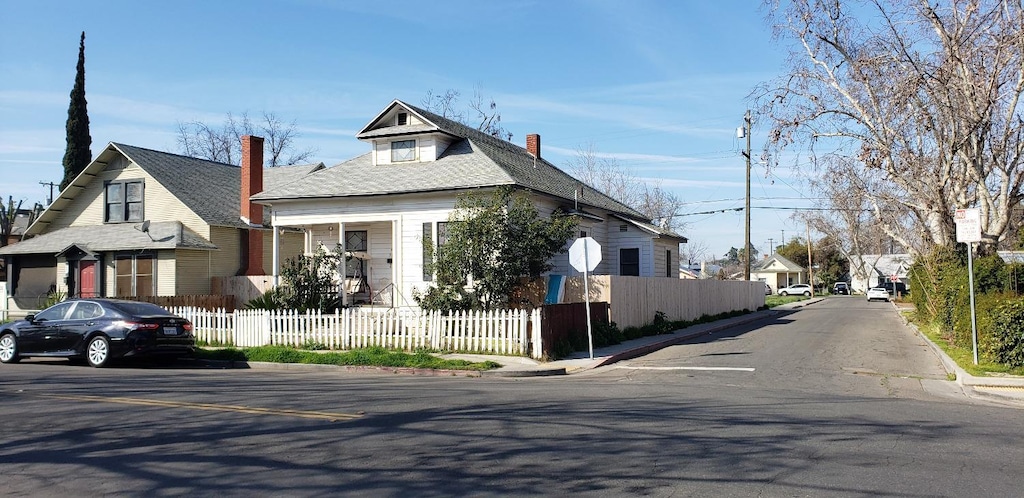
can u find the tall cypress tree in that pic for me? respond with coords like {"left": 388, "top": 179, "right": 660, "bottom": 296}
{"left": 60, "top": 31, "right": 92, "bottom": 192}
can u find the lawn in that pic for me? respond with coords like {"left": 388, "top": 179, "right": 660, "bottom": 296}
{"left": 196, "top": 345, "right": 502, "bottom": 371}
{"left": 765, "top": 294, "right": 810, "bottom": 308}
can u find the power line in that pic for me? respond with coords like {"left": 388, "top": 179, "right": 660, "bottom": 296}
{"left": 676, "top": 206, "right": 868, "bottom": 217}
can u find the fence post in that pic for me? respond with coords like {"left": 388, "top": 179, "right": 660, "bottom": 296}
{"left": 531, "top": 308, "right": 543, "bottom": 359}
{"left": 263, "top": 310, "right": 272, "bottom": 346}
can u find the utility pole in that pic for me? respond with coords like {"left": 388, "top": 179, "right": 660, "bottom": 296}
{"left": 39, "top": 181, "right": 57, "bottom": 205}
{"left": 806, "top": 223, "right": 814, "bottom": 296}
{"left": 739, "top": 110, "right": 752, "bottom": 281}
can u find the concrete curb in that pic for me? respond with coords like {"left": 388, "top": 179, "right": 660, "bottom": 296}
{"left": 193, "top": 359, "right": 487, "bottom": 377}
{"left": 899, "top": 309, "right": 1024, "bottom": 404}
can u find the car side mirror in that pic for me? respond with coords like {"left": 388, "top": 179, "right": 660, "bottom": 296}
{"left": 25, "top": 314, "right": 36, "bottom": 322}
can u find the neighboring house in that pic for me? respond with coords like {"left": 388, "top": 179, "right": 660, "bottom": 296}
{"left": 679, "top": 261, "right": 723, "bottom": 279}
{"left": 0, "top": 137, "right": 320, "bottom": 314}
{"left": 750, "top": 254, "right": 807, "bottom": 289}
{"left": 252, "top": 99, "right": 686, "bottom": 306}
{"left": 5, "top": 207, "right": 36, "bottom": 246}
{"left": 0, "top": 208, "right": 37, "bottom": 281}
{"left": 848, "top": 253, "right": 912, "bottom": 293}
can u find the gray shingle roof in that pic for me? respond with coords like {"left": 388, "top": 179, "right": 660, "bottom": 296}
{"left": 112, "top": 144, "right": 323, "bottom": 229}
{"left": 0, "top": 221, "right": 217, "bottom": 255}
{"left": 612, "top": 215, "right": 687, "bottom": 242}
{"left": 254, "top": 100, "right": 648, "bottom": 221}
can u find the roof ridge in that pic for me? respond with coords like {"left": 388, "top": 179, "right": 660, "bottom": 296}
{"left": 399, "top": 101, "right": 646, "bottom": 220}
{"left": 113, "top": 142, "right": 240, "bottom": 169}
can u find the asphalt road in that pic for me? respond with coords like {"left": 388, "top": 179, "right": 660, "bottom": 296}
{"left": 1, "top": 297, "right": 1022, "bottom": 497}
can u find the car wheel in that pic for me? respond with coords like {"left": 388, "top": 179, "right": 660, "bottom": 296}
{"left": 86, "top": 336, "right": 111, "bottom": 368}
{"left": 0, "top": 333, "right": 20, "bottom": 364}
{"left": 781, "top": 291, "right": 789, "bottom": 296}
{"left": 803, "top": 291, "right": 811, "bottom": 296}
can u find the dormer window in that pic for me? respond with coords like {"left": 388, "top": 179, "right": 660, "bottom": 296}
{"left": 397, "top": 112, "right": 408, "bottom": 126}
{"left": 391, "top": 140, "right": 416, "bottom": 162}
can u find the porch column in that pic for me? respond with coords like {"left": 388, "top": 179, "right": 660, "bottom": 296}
{"left": 339, "top": 222, "right": 348, "bottom": 306}
{"left": 271, "top": 225, "right": 280, "bottom": 287}
{"left": 392, "top": 217, "right": 402, "bottom": 305}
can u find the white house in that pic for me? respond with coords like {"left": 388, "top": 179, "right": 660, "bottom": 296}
{"left": 252, "top": 100, "right": 687, "bottom": 306}
{"left": 848, "top": 253, "right": 913, "bottom": 293}
{"left": 750, "top": 254, "right": 807, "bottom": 291}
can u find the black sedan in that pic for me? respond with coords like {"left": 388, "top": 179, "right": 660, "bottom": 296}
{"left": 0, "top": 298, "right": 195, "bottom": 367}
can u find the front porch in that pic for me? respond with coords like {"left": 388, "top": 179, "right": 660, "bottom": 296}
{"left": 270, "top": 218, "right": 414, "bottom": 308}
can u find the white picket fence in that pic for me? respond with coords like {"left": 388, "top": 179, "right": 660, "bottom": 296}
{"left": 168, "top": 307, "right": 544, "bottom": 359}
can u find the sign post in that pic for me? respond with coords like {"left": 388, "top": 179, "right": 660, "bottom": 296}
{"left": 954, "top": 208, "right": 982, "bottom": 365}
{"left": 569, "top": 237, "right": 602, "bottom": 359}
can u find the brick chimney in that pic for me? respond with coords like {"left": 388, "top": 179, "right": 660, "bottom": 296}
{"left": 526, "top": 133, "right": 541, "bottom": 159}
{"left": 240, "top": 135, "right": 265, "bottom": 276}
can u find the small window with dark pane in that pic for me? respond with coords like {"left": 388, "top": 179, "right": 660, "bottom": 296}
{"left": 620, "top": 248, "right": 640, "bottom": 276}
{"left": 105, "top": 179, "right": 144, "bottom": 223}
{"left": 345, "top": 230, "right": 368, "bottom": 252}
{"left": 397, "top": 112, "right": 408, "bottom": 126}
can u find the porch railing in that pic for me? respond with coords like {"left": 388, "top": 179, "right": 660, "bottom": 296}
{"left": 169, "top": 306, "right": 544, "bottom": 359}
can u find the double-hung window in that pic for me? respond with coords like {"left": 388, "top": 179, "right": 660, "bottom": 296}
{"left": 620, "top": 248, "right": 640, "bottom": 276}
{"left": 105, "top": 180, "right": 144, "bottom": 223}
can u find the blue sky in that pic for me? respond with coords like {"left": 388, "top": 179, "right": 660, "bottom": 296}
{"left": 0, "top": 0, "right": 812, "bottom": 261}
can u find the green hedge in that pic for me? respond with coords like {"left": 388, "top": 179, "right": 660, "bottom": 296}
{"left": 911, "top": 245, "right": 1024, "bottom": 367}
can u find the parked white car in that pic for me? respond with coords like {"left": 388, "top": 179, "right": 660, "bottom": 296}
{"left": 866, "top": 287, "right": 890, "bottom": 302}
{"left": 778, "top": 284, "right": 812, "bottom": 296}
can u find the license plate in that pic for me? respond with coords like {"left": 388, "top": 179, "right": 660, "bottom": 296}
{"left": 163, "top": 327, "right": 179, "bottom": 335}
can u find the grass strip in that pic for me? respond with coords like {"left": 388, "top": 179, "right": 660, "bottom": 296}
{"left": 911, "top": 316, "right": 1024, "bottom": 377}
{"left": 197, "top": 345, "right": 501, "bottom": 371}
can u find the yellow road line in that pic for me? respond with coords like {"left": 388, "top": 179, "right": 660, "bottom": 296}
{"left": 35, "top": 393, "right": 363, "bottom": 421}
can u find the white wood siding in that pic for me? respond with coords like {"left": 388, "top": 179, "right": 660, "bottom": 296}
{"left": 270, "top": 192, "right": 461, "bottom": 306}
{"left": 652, "top": 238, "right": 678, "bottom": 278}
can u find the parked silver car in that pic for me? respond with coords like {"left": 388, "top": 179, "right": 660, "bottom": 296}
{"left": 778, "top": 284, "right": 812, "bottom": 296}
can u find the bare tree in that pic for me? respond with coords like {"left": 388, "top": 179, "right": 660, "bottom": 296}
{"left": 680, "top": 239, "right": 710, "bottom": 266}
{"left": 756, "top": 0, "right": 1024, "bottom": 254}
{"left": 422, "top": 87, "right": 513, "bottom": 141}
{"left": 177, "top": 111, "right": 317, "bottom": 166}
{"left": 0, "top": 196, "right": 24, "bottom": 247}
{"left": 566, "top": 143, "right": 688, "bottom": 234}
{"left": 422, "top": 89, "right": 465, "bottom": 123}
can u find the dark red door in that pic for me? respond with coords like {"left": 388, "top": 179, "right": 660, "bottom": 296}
{"left": 79, "top": 260, "right": 97, "bottom": 298}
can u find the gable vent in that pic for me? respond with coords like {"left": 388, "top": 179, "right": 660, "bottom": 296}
{"left": 619, "top": 224, "right": 628, "bottom": 232}
{"left": 397, "top": 112, "right": 408, "bottom": 126}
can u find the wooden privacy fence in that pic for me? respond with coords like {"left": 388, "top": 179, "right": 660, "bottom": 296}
{"left": 126, "top": 295, "right": 236, "bottom": 311}
{"left": 516, "top": 276, "right": 765, "bottom": 329}
{"left": 169, "top": 306, "right": 544, "bottom": 359}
